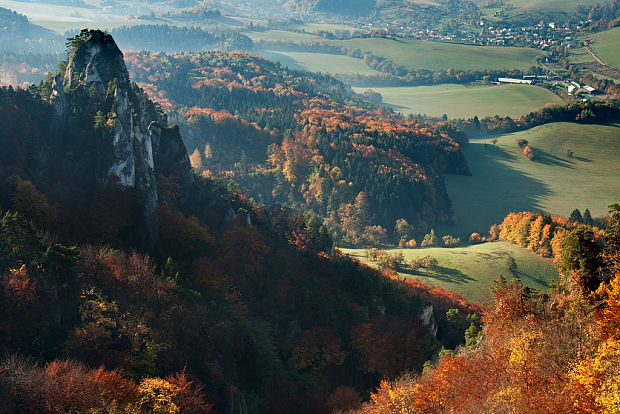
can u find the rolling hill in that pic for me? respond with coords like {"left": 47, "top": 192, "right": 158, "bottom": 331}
{"left": 444, "top": 122, "right": 620, "bottom": 237}
{"left": 352, "top": 84, "right": 564, "bottom": 119}
{"left": 342, "top": 241, "right": 559, "bottom": 303}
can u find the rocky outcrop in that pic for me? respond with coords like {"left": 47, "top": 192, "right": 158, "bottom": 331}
{"left": 149, "top": 122, "right": 194, "bottom": 190}
{"left": 49, "top": 30, "right": 193, "bottom": 245}
{"left": 419, "top": 304, "right": 438, "bottom": 338}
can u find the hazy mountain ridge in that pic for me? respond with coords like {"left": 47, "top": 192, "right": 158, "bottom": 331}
{"left": 0, "top": 7, "right": 62, "bottom": 52}
{"left": 284, "top": 0, "right": 377, "bottom": 15}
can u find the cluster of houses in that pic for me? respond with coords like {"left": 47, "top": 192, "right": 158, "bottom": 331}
{"left": 339, "top": 6, "right": 586, "bottom": 51}
{"left": 496, "top": 76, "right": 600, "bottom": 96}
{"left": 567, "top": 82, "right": 599, "bottom": 95}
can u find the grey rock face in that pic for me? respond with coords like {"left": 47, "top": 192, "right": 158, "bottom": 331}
{"left": 419, "top": 304, "right": 438, "bottom": 338}
{"left": 63, "top": 30, "right": 129, "bottom": 95}
{"left": 148, "top": 121, "right": 194, "bottom": 189}
{"left": 49, "top": 30, "right": 192, "bottom": 243}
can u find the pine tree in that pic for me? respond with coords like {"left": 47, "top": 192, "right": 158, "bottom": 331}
{"left": 569, "top": 208, "right": 583, "bottom": 223}
{"left": 354, "top": 192, "right": 371, "bottom": 230}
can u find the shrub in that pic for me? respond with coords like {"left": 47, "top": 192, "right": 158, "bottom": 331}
{"left": 421, "top": 229, "right": 439, "bottom": 247}
{"left": 488, "top": 224, "right": 501, "bottom": 241}
{"left": 377, "top": 250, "right": 404, "bottom": 270}
{"left": 516, "top": 138, "right": 528, "bottom": 149}
{"left": 469, "top": 233, "right": 484, "bottom": 245}
{"left": 366, "top": 248, "right": 380, "bottom": 261}
{"left": 442, "top": 235, "right": 460, "bottom": 247}
{"left": 409, "top": 255, "right": 438, "bottom": 270}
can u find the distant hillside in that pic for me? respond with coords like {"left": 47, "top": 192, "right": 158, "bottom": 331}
{"left": 285, "top": 0, "right": 377, "bottom": 15}
{"left": 124, "top": 50, "right": 470, "bottom": 245}
{"left": 0, "top": 7, "right": 62, "bottom": 52}
{"left": 102, "top": 25, "right": 253, "bottom": 53}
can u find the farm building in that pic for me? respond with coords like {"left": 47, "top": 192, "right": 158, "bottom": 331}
{"left": 498, "top": 78, "right": 533, "bottom": 84}
{"left": 583, "top": 85, "right": 598, "bottom": 94}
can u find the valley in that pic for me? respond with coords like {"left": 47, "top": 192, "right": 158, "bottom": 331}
{"left": 342, "top": 241, "right": 559, "bottom": 303}
{"left": 0, "top": 0, "right": 619, "bottom": 412}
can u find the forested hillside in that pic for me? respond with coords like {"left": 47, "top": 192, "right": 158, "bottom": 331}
{"left": 124, "top": 51, "right": 469, "bottom": 245}
{"left": 357, "top": 205, "right": 620, "bottom": 413}
{"left": 0, "top": 7, "right": 62, "bottom": 53}
{"left": 0, "top": 30, "right": 479, "bottom": 413}
{"left": 284, "top": 0, "right": 376, "bottom": 15}
{"left": 106, "top": 25, "right": 254, "bottom": 53}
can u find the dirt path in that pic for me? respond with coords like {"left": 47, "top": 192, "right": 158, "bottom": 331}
{"left": 585, "top": 46, "right": 617, "bottom": 70}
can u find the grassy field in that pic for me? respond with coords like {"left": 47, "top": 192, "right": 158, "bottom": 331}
{"left": 326, "top": 37, "right": 543, "bottom": 71}
{"left": 443, "top": 122, "right": 620, "bottom": 238}
{"left": 353, "top": 84, "right": 564, "bottom": 119}
{"left": 258, "top": 50, "right": 382, "bottom": 75}
{"left": 292, "top": 22, "right": 367, "bottom": 34}
{"left": 405, "top": 0, "right": 441, "bottom": 5}
{"left": 341, "top": 241, "right": 559, "bottom": 303}
{"left": 251, "top": 34, "right": 543, "bottom": 72}
{"left": 246, "top": 30, "right": 324, "bottom": 43}
{"left": 588, "top": 27, "right": 620, "bottom": 70}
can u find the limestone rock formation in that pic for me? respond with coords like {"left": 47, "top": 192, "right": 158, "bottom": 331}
{"left": 48, "top": 29, "right": 192, "bottom": 244}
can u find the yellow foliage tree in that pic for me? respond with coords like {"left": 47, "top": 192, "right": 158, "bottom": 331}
{"left": 138, "top": 378, "right": 180, "bottom": 414}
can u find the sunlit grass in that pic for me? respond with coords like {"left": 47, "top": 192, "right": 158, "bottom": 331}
{"left": 341, "top": 241, "right": 559, "bottom": 303}
{"left": 443, "top": 122, "right": 620, "bottom": 237}
{"left": 353, "top": 84, "right": 564, "bottom": 118}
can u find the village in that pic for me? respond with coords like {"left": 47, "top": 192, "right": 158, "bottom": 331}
{"left": 343, "top": 14, "right": 584, "bottom": 51}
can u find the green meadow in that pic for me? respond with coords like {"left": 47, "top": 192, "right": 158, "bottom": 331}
{"left": 588, "top": 27, "right": 620, "bottom": 70}
{"left": 341, "top": 241, "right": 559, "bottom": 304}
{"left": 291, "top": 22, "right": 367, "bottom": 34}
{"left": 327, "top": 37, "right": 543, "bottom": 71}
{"left": 252, "top": 34, "right": 543, "bottom": 72}
{"left": 353, "top": 84, "right": 564, "bottom": 118}
{"left": 246, "top": 29, "right": 325, "bottom": 43}
{"left": 258, "top": 50, "right": 382, "bottom": 75}
{"left": 443, "top": 122, "right": 620, "bottom": 237}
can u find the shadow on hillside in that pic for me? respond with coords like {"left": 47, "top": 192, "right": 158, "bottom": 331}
{"left": 442, "top": 142, "right": 555, "bottom": 238}
{"left": 483, "top": 143, "right": 516, "bottom": 160}
{"left": 513, "top": 270, "right": 552, "bottom": 288}
{"left": 255, "top": 50, "right": 304, "bottom": 71}
{"left": 533, "top": 148, "right": 576, "bottom": 168}
{"left": 384, "top": 103, "right": 410, "bottom": 111}
{"left": 402, "top": 266, "right": 475, "bottom": 285}
{"left": 573, "top": 156, "right": 592, "bottom": 163}
{"left": 477, "top": 249, "right": 512, "bottom": 260}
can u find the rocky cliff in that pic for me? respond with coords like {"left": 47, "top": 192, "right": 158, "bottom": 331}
{"left": 47, "top": 29, "right": 193, "bottom": 244}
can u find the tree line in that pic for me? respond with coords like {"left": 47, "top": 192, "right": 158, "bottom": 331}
{"left": 358, "top": 204, "right": 620, "bottom": 413}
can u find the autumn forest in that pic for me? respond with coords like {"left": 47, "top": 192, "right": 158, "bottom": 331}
{"left": 0, "top": 1, "right": 619, "bottom": 410}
